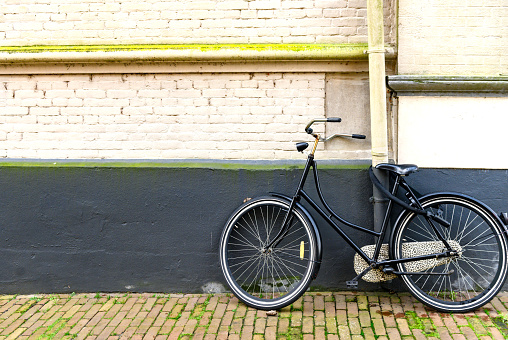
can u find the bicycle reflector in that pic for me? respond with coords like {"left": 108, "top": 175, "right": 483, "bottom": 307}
{"left": 300, "top": 241, "right": 305, "bottom": 259}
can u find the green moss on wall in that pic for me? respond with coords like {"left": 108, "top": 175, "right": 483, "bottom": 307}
{"left": 0, "top": 160, "right": 370, "bottom": 170}
{"left": 0, "top": 43, "right": 369, "bottom": 54}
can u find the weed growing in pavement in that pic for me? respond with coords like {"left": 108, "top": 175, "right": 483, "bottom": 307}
{"left": 190, "top": 295, "right": 211, "bottom": 320}
{"left": 497, "top": 312, "right": 508, "bottom": 323}
{"left": 29, "top": 295, "right": 43, "bottom": 302}
{"left": 48, "top": 294, "right": 59, "bottom": 301}
{"left": 345, "top": 295, "right": 357, "bottom": 303}
{"left": 114, "top": 293, "right": 130, "bottom": 304}
{"left": 16, "top": 300, "right": 37, "bottom": 314}
{"left": 37, "top": 317, "right": 66, "bottom": 339}
{"left": 405, "top": 311, "right": 438, "bottom": 337}
{"left": 491, "top": 313, "right": 508, "bottom": 338}
{"left": 65, "top": 292, "right": 76, "bottom": 302}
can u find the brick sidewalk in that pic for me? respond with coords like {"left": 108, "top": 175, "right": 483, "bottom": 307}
{"left": 0, "top": 291, "right": 507, "bottom": 340}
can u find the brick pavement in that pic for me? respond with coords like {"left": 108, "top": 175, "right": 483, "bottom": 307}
{"left": 0, "top": 291, "right": 507, "bottom": 340}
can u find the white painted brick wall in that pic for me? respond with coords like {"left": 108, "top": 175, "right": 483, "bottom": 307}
{"left": 398, "top": 0, "right": 508, "bottom": 75}
{"left": 0, "top": 73, "right": 333, "bottom": 160}
{"left": 1, "top": 0, "right": 395, "bottom": 45}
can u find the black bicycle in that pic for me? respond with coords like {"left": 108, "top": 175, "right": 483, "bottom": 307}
{"left": 219, "top": 118, "right": 508, "bottom": 313}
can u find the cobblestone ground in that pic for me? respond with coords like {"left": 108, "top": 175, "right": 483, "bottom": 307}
{"left": 0, "top": 291, "right": 507, "bottom": 340}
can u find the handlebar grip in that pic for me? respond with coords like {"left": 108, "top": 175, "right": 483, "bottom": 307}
{"left": 327, "top": 118, "right": 342, "bottom": 123}
{"left": 352, "top": 134, "right": 366, "bottom": 139}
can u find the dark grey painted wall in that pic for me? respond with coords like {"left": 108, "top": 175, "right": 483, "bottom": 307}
{"left": 0, "top": 165, "right": 506, "bottom": 294}
{"left": 0, "top": 164, "right": 374, "bottom": 294}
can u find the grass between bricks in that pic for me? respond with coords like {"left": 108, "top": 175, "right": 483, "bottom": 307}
{"left": 2, "top": 292, "right": 508, "bottom": 339}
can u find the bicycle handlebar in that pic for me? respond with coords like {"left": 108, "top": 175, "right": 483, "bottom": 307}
{"left": 305, "top": 118, "right": 366, "bottom": 141}
{"left": 304, "top": 117, "right": 341, "bottom": 134}
{"left": 326, "top": 118, "right": 342, "bottom": 123}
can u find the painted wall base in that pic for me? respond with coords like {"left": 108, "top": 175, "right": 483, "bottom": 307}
{"left": 0, "top": 165, "right": 505, "bottom": 294}
{"left": 0, "top": 164, "right": 373, "bottom": 294}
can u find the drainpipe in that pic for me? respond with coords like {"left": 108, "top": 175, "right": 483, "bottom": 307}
{"left": 367, "top": 0, "right": 389, "bottom": 234}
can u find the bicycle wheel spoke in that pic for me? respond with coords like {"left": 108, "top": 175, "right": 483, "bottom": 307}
{"left": 461, "top": 255, "right": 499, "bottom": 264}
{"left": 447, "top": 265, "right": 454, "bottom": 301}
{"left": 220, "top": 198, "right": 317, "bottom": 310}
{"left": 266, "top": 206, "right": 282, "bottom": 246}
{"left": 248, "top": 209, "right": 264, "bottom": 247}
{"left": 454, "top": 208, "right": 472, "bottom": 241}
{"left": 274, "top": 231, "right": 307, "bottom": 250}
{"left": 393, "top": 195, "right": 508, "bottom": 312}
{"left": 462, "top": 232, "right": 497, "bottom": 249}
{"left": 405, "top": 226, "right": 436, "bottom": 241}
{"left": 274, "top": 257, "right": 303, "bottom": 287}
{"left": 229, "top": 234, "right": 259, "bottom": 250}
{"left": 459, "top": 256, "right": 496, "bottom": 283}
{"left": 413, "top": 215, "right": 438, "bottom": 240}
{"left": 236, "top": 219, "right": 263, "bottom": 247}
{"left": 271, "top": 254, "right": 299, "bottom": 291}
{"left": 432, "top": 264, "right": 447, "bottom": 300}
{"left": 457, "top": 215, "right": 482, "bottom": 243}
{"left": 232, "top": 252, "right": 262, "bottom": 278}
{"left": 228, "top": 253, "right": 262, "bottom": 263}
{"left": 461, "top": 258, "right": 498, "bottom": 272}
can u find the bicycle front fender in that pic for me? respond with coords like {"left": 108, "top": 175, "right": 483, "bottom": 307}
{"left": 269, "top": 192, "right": 323, "bottom": 279}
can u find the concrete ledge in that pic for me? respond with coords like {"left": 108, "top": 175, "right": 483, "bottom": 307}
{"left": 0, "top": 43, "right": 396, "bottom": 63}
{"left": 387, "top": 75, "right": 508, "bottom": 96}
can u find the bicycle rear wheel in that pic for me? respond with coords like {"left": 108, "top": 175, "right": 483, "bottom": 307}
{"left": 220, "top": 197, "right": 318, "bottom": 310}
{"left": 391, "top": 194, "right": 508, "bottom": 313}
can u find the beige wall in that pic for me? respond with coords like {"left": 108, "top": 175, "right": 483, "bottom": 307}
{"left": 398, "top": 96, "right": 508, "bottom": 169}
{"left": 398, "top": 0, "right": 508, "bottom": 75}
{"left": 396, "top": 1, "right": 508, "bottom": 169}
{"left": 0, "top": 72, "right": 329, "bottom": 160}
{"left": 0, "top": 1, "right": 397, "bottom": 161}
{"left": 2, "top": 0, "right": 396, "bottom": 45}
{"left": 0, "top": 67, "right": 384, "bottom": 160}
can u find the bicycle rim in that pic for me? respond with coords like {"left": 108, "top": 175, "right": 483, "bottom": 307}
{"left": 392, "top": 195, "right": 508, "bottom": 312}
{"left": 220, "top": 198, "right": 317, "bottom": 310}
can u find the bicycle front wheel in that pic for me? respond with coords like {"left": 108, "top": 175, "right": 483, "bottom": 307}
{"left": 391, "top": 194, "right": 508, "bottom": 313}
{"left": 219, "top": 197, "right": 318, "bottom": 310}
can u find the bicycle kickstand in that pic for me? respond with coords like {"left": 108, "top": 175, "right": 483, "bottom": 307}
{"left": 346, "top": 265, "right": 373, "bottom": 289}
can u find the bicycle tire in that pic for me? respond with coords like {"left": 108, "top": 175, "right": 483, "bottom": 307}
{"left": 390, "top": 193, "right": 508, "bottom": 313}
{"left": 219, "top": 196, "right": 318, "bottom": 310}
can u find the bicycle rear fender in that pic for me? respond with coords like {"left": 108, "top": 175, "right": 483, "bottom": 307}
{"left": 389, "top": 191, "right": 508, "bottom": 249}
{"left": 270, "top": 192, "right": 323, "bottom": 279}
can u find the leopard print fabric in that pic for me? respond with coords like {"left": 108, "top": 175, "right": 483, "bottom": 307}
{"left": 354, "top": 241, "right": 462, "bottom": 283}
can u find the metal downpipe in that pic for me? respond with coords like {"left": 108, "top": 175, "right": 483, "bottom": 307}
{"left": 367, "top": 0, "right": 389, "bottom": 234}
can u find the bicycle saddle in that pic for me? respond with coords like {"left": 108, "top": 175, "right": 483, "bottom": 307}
{"left": 375, "top": 163, "right": 418, "bottom": 176}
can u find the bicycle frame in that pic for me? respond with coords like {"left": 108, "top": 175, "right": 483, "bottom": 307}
{"left": 220, "top": 119, "right": 508, "bottom": 312}
{"left": 267, "top": 152, "right": 455, "bottom": 273}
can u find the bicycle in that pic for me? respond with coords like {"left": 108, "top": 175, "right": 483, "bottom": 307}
{"left": 219, "top": 118, "right": 508, "bottom": 313}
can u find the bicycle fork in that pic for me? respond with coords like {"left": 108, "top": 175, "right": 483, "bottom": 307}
{"left": 263, "top": 139, "right": 319, "bottom": 253}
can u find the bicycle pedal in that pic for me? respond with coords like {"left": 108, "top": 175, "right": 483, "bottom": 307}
{"left": 346, "top": 280, "right": 358, "bottom": 289}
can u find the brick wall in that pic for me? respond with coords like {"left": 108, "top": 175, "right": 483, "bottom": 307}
{"left": 1, "top": 0, "right": 395, "bottom": 45}
{"left": 0, "top": 0, "right": 391, "bottom": 161}
{"left": 398, "top": 0, "right": 508, "bottom": 75}
{"left": 0, "top": 73, "right": 332, "bottom": 160}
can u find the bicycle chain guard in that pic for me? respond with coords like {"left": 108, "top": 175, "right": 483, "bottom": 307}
{"left": 353, "top": 241, "right": 462, "bottom": 283}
